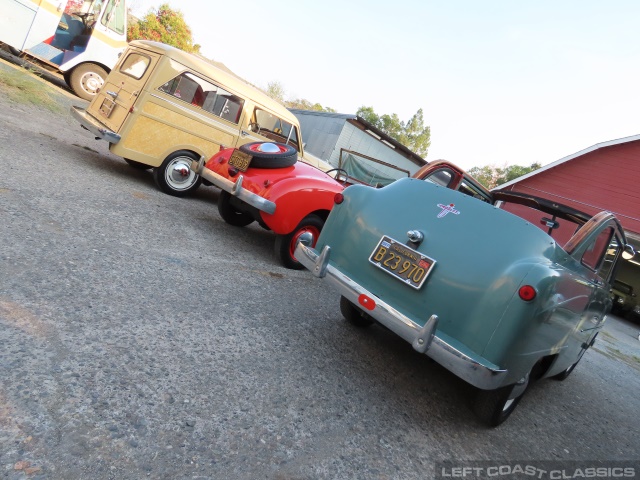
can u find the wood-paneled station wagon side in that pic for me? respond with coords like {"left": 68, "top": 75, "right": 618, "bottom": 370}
{"left": 71, "top": 40, "right": 331, "bottom": 197}
{"left": 190, "top": 142, "right": 345, "bottom": 269}
{"left": 294, "top": 176, "right": 634, "bottom": 426}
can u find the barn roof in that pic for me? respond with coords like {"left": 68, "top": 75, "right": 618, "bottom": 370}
{"left": 495, "top": 133, "right": 640, "bottom": 190}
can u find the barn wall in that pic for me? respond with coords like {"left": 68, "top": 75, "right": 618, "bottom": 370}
{"left": 501, "top": 141, "right": 640, "bottom": 234}
{"left": 293, "top": 113, "right": 344, "bottom": 161}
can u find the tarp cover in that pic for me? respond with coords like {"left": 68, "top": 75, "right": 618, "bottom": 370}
{"left": 340, "top": 153, "right": 409, "bottom": 187}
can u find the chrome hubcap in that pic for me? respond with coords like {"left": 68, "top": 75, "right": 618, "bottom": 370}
{"left": 166, "top": 157, "right": 197, "bottom": 191}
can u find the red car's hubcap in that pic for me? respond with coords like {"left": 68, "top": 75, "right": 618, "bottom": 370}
{"left": 290, "top": 225, "right": 320, "bottom": 260}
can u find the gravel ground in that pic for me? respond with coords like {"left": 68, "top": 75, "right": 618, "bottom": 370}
{"left": 0, "top": 57, "right": 639, "bottom": 480}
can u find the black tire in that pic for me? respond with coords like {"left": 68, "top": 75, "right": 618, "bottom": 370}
{"left": 217, "top": 191, "right": 254, "bottom": 227}
{"left": 274, "top": 214, "right": 324, "bottom": 269}
{"left": 124, "top": 158, "right": 151, "bottom": 170}
{"left": 473, "top": 382, "right": 527, "bottom": 427}
{"left": 340, "top": 295, "right": 374, "bottom": 327}
{"left": 153, "top": 150, "right": 202, "bottom": 197}
{"left": 552, "top": 342, "right": 591, "bottom": 381}
{"left": 68, "top": 63, "right": 108, "bottom": 101}
{"left": 239, "top": 142, "right": 297, "bottom": 169}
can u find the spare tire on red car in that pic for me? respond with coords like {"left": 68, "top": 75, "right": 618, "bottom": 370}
{"left": 238, "top": 142, "right": 297, "bottom": 169}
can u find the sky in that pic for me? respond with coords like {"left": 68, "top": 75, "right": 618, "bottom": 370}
{"left": 129, "top": 0, "right": 640, "bottom": 170}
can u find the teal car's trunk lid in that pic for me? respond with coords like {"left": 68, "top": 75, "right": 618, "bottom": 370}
{"left": 318, "top": 178, "right": 557, "bottom": 356}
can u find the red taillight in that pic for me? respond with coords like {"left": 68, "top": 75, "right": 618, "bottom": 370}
{"left": 228, "top": 166, "right": 239, "bottom": 177}
{"left": 334, "top": 193, "right": 344, "bottom": 204}
{"left": 519, "top": 285, "right": 536, "bottom": 301}
{"left": 358, "top": 294, "right": 376, "bottom": 311}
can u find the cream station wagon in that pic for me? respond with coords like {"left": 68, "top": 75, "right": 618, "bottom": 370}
{"left": 71, "top": 40, "right": 330, "bottom": 196}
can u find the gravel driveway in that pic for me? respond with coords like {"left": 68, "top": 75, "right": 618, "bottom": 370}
{"left": 0, "top": 58, "right": 639, "bottom": 480}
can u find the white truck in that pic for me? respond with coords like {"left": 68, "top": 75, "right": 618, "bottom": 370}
{"left": 0, "top": 0, "right": 127, "bottom": 100}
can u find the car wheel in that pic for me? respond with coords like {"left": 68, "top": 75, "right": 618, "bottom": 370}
{"left": 552, "top": 339, "right": 592, "bottom": 381}
{"left": 124, "top": 158, "right": 151, "bottom": 170}
{"left": 340, "top": 295, "right": 374, "bottom": 327}
{"left": 274, "top": 214, "right": 324, "bottom": 269}
{"left": 473, "top": 380, "right": 528, "bottom": 427}
{"left": 239, "top": 142, "right": 297, "bottom": 169}
{"left": 217, "top": 191, "right": 254, "bottom": 227}
{"left": 153, "top": 151, "right": 202, "bottom": 197}
{"left": 69, "top": 63, "right": 107, "bottom": 101}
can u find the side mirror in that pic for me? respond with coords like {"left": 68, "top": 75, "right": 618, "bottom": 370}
{"left": 622, "top": 244, "right": 636, "bottom": 260}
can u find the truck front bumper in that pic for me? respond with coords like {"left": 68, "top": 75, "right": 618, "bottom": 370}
{"left": 294, "top": 241, "right": 508, "bottom": 390}
{"left": 190, "top": 157, "right": 276, "bottom": 215}
{"left": 70, "top": 106, "right": 121, "bottom": 144}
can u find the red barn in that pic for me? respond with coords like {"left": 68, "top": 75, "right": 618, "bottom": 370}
{"left": 494, "top": 134, "right": 640, "bottom": 318}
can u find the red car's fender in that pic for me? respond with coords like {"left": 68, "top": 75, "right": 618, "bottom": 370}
{"left": 204, "top": 148, "right": 344, "bottom": 234}
{"left": 259, "top": 168, "right": 344, "bottom": 234}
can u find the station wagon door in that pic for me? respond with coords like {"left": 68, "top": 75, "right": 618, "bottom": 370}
{"left": 87, "top": 48, "right": 161, "bottom": 133}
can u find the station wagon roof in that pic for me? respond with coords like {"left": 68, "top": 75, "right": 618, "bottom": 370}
{"left": 130, "top": 40, "right": 300, "bottom": 126}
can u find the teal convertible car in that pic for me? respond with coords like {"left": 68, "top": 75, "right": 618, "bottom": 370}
{"left": 294, "top": 173, "right": 634, "bottom": 426}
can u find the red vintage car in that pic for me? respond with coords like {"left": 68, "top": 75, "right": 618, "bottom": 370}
{"left": 190, "top": 142, "right": 346, "bottom": 269}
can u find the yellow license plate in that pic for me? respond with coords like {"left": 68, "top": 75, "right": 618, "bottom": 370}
{"left": 369, "top": 235, "right": 435, "bottom": 289}
{"left": 228, "top": 150, "right": 252, "bottom": 172}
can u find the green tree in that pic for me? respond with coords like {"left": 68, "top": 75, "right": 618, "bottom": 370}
{"left": 265, "top": 81, "right": 285, "bottom": 103}
{"left": 128, "top": 3, "right": 200, "bottom": 54}
{"left": 468, "top": 162, "right": 542, "bottom": 189}
{"left": 356, "top": 106, "right": 431, "bottom": 157}
{"left": 266, "top": 81, "right": 336, "bottom": 112}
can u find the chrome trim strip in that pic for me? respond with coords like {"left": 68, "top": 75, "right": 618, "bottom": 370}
{"left": 189, "top": 161, "right": 276, "bottom": 215}
{"left": 294, "top": 241, "right": 508, "bottom": 390}
{"left": 70, "top": 106, "right": 121, "bottom": 144}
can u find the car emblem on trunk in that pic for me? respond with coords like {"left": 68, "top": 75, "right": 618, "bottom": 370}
{"left": 437, "top": 203, "right": 460, "bottom": 218}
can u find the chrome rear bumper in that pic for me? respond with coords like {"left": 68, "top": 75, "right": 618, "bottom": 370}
{"left": 70, "top": 106, "right": 121, "bottom": 144}
{"left": 190, "top": 157, "right": 276, "bottom": 215}
{"left": 294, "top": 241, "right": 508, "bottom": 390}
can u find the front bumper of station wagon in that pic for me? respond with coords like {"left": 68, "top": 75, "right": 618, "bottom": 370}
{"left": 294, "top": 241, "right": 508, "bottom": 390}
{"left": 70, "top": 107, "right": 121, "bottom": 144}
{"left": 190, "top": 157, "right": 276, "bottom": 215}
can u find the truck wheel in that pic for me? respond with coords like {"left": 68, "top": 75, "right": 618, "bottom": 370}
{"left": 154, "top": 151, "right": 202, "bottom": 197}
{"left": 124, "top": 158, "right": 151, "bottom": 170}
{"left": 239, "top": 142, "right": 297, "bottom": 169}
{"left": 473, "top": 382, "right": 528, "bottom": 427}
{"left": 274, "top": 214, "right": 324, "bottom": 269}
{"left": 69, "top": 63, "right": 107, "bottom": 101}
{"left": 218, "top": 191, "right": 254, "bottom": 227}
{"left": 340, "top": 295, "right": 374, "bottom": 327}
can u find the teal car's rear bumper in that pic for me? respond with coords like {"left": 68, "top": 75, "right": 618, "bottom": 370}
{"left": 294, "top": 241, "right": 508, "bottom": 390}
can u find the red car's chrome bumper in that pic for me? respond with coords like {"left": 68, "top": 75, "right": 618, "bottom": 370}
{"left": 190, "top": 157, "right": 276, "bottom": 215}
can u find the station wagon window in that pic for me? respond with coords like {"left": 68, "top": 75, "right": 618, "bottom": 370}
{"left": 250, "top": 108, "right": 301, "bottom": 151}
{"left": 581, "top": 227, "right": 615, "bottom": 273}
{"left": 119, "top": 53, "right": 150, "bottom": 79}
{"left": 158, "top": 72, "right": 245, "bottom": 124}
{"left": 101, "top": 0, "right": 126, "bottom": 35}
